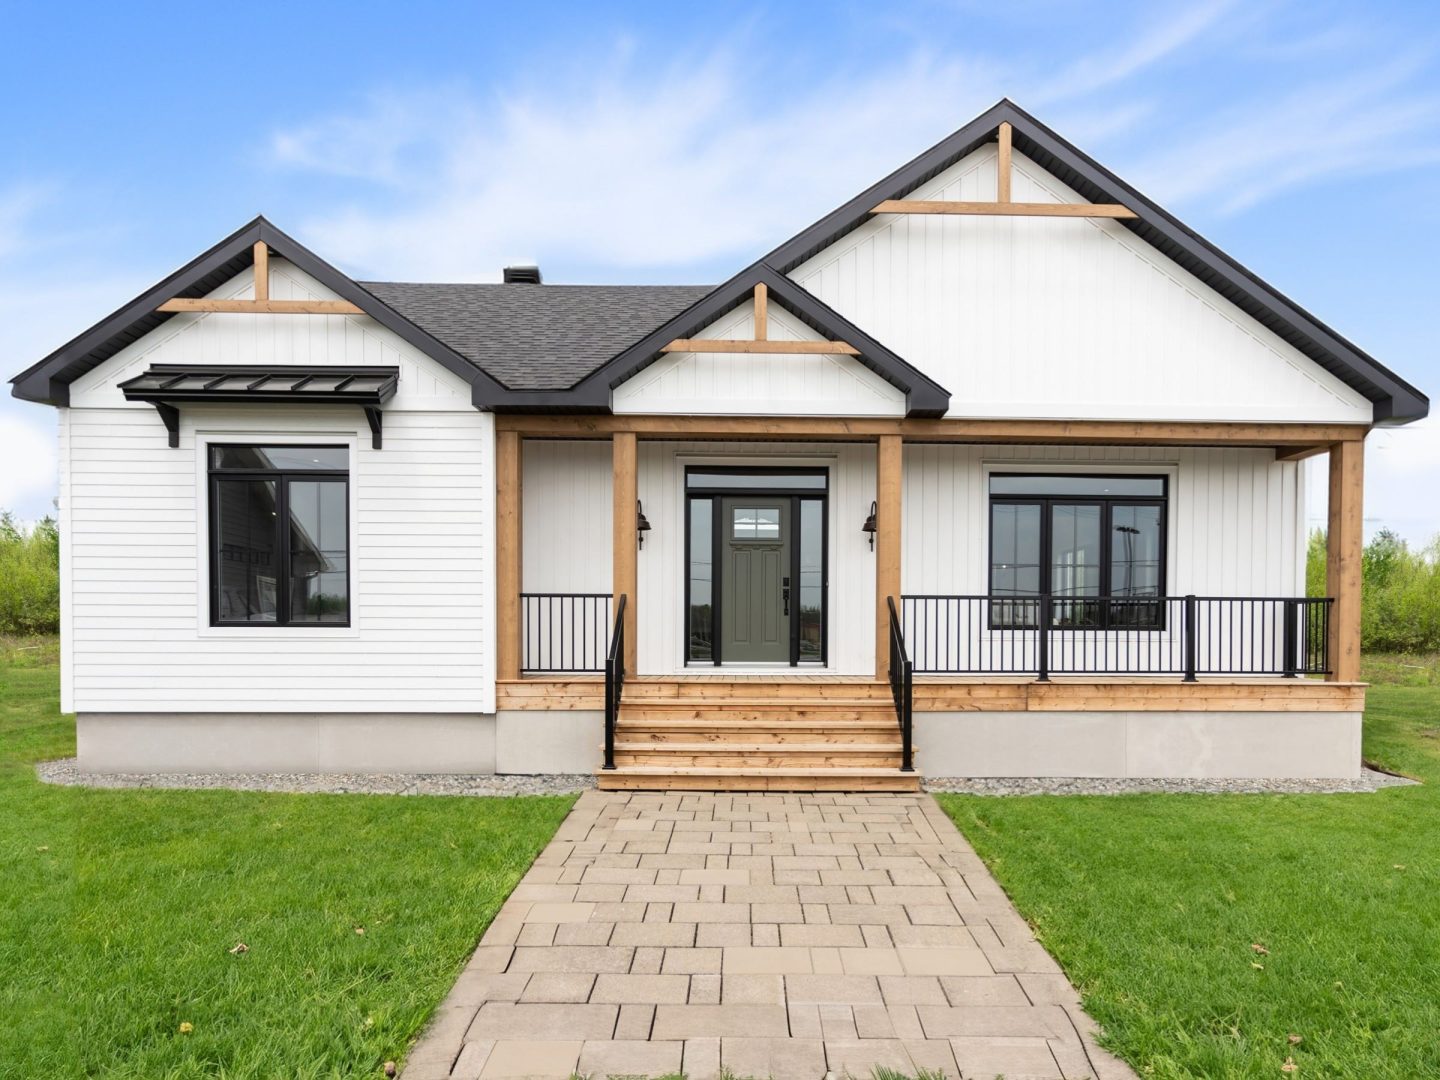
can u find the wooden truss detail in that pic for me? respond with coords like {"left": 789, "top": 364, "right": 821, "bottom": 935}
{"left": 659, "top": 284, "right": 859, "bottom": 355}
{"left": 871, "top": 121, "right": 1138, "bottom": 220}
{"left": 155, "top": 241, "right": 365, "bottom": 315}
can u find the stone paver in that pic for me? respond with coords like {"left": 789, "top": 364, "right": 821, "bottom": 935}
{"left": 402, "top": 791, "right": 1137, "bottom": 1079}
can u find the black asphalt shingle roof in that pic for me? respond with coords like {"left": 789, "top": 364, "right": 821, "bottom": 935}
{"left": 359, "top": 282, "right": 713, "bottom": 391}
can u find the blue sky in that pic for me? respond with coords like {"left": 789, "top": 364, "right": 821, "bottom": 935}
{"left": 3, "top": 0, "right": 1437, "bottom": 539}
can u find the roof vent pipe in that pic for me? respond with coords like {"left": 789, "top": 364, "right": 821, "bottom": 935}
{"left": 503, "top": 265, "right": 542, "bottom": 284}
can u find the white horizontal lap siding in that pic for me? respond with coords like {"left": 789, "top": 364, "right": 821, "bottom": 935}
{"left": 636, "top": 441, "right": 876, "bottom": 676}
{"left": 61, "top": 259, "right": 495, "bottom": 714}
{"left": 791, "top": 147, "right": 1372, "bottom": 425}
{"left": 612, "top": 300, "right": 905, "bottom": 417}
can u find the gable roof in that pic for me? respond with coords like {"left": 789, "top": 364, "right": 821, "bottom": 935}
{"left": 10, "top": 101, "right": 1427, "bottom": 424}
{"left": 554, "top": 263, "right": 951, "bottom": 416}
{"left": 762, "top": 98, "right": 1428, "bottom": 425}
{"left": 8, "top": 216, "right": 511, "bottom": 407}
{"left": 360, "top": 281, "right": 711, "bottom": 391}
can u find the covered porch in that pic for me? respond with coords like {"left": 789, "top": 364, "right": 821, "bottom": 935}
{"left": 492, "top": 414, "right": 1368, "bottom": 788}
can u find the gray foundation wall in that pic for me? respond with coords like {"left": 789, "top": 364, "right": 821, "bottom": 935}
{"left": 76, "top": 711, "right": 606, "bottom": 776}
{"left": 914, "top": 710, "right": 1364, "bottom": 779}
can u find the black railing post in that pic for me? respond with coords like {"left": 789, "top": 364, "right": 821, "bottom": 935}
{"left": 887, "top": 597, "right": 915, "bottom": 773}
{"left": 1183, "top": 594, "right": 1198, "bottom": 682}
{"left": 1035, "top": 595, "right": 1050, "bottom": 682}
{"left": 602, "top": 594, "right": 627, "bottom": 771}
{"left": 1282, "top": 598, "right": 1299, "bottom": 678}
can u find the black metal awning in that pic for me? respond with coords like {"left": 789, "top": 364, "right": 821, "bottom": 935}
{"left": 118, "top": 364, "right": 399, "bottom": 448}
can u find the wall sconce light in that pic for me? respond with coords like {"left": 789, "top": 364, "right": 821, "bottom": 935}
{"left": 636, "top": 500, "right": 652, "bottom": 550}
{"left": 862, "top": 500, "right": 877, "bottom": 551}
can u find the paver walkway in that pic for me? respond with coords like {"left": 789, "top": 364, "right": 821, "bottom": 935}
{"left": 403, "top": 791, "right": 1135, "bottom": 1080}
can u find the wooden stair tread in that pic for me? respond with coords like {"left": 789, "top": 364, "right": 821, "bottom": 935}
{"left": 613, "top": 741, "right": 901, "bottom": 752}
{"left": 602, "top": 765, "right": 911, "bottom": 776}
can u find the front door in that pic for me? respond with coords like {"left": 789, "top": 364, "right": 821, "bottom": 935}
{"left": 720, "top": 497, "right": 791, "bottom": 663}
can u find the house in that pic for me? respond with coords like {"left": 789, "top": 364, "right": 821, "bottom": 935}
{"left": 11, "top": 100, "right": 1428, "bottom": 790}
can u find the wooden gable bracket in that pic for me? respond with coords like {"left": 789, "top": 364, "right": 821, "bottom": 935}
{"left": 660, "top": 283, "right": 861, "bottom": 355}
{"left": 155, "top": 242, "right": 366, "bottom": 315}
{"left": 872, "top": 122, "right": 1138, "bottom": 220}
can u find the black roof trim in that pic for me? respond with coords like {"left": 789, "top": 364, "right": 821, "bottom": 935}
{"left": 9, "top": 216, "right": 510, "bottom": 408}
{"left": 119, "top": 364, "right": 400, "bottom": 405}
{"left": 764, "top": 98, "right": 1427, "bottom": 425}
{"left": 551, "top": 263, "right": 951, "bottom": 417}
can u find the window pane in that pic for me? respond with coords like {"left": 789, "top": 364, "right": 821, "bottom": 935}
{"left": 688, "top": 471, "right": 826, "bottom": 490}
{"left": 688, "top": 500, "right": 714, "bottom": 661}
{"left": 215, "top": 479, "right": 280, "bottom": 622}
{"left": 287, "top": 479, "right": 349, "bottom": 623}
{"left": 1052, "top": 504, "right": 1102, "bottom": 627}
{"left": 212, "top": 446, "right": 348, "bottom": 471}
{"left": 990, "top": 474, "right": 1164, "bottom": 498}
{"left": 798, "top": 499, "right": 824, "bottom": 661}
{"left": 753, "top": 507, "right": 780, "bottom": 539}
{"left": 989, "top": 503, "right": 1041, "bottom": 597}
{"left": 1111, "top": 504, "right": 1163, "bottom": 597}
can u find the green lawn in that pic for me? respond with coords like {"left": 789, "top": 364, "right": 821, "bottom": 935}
{"left": 937, "top": 677, "right": 1440, "bottom": 1079}
{"left": 0, "top": 638, "right": 574, "bottom": 1079}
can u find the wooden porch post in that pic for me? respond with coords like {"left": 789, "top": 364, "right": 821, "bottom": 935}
{"left": 875, "top": 435, "right": 903, "bottom": 677}
{"left": 496, "top": 429, "right": 523, "bottom": 681}
{"left": 613, "top": 432, "right": 639, "bottom": 671}
{"left": 1326, "top": 438, "right": 1364, "bottom": 683}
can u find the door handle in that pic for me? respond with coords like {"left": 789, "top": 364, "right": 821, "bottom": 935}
{"left": 782, "top": 576, "right": 790, "bottom": 616}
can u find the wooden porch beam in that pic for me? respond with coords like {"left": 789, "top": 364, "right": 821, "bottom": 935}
{"left": 1326, "top": 439, "right": 1364, "bottom": 683}
{"left": 495, "top": 430, "right": 523, "bottom": 681}
{"left": 875, "top": 435, "right": 902, "bottom": 678}
{"left": 157, "top": 298, "right": 365, "bottom": 315}
{"left": 872, "top": 199, "right": 1138, "bottom": 219}
{"left": 613, "top": 432, "right": 639, "bottom": 672}
{"left": 753, "top": 283, "right": 768, "bottom": 341}
{"left": 253, "top": 241, "right": 270, "bottom": 301}
{"left": 1274, "top": 444, "right": 1330, "bottom": 463}
{"left": 494, "top": 413, "right": 1369, "bottom": 448}
{"left": 660, "top": 339, "right": 860, "bottom": 355}
{"left": 996, "top": 121, "right": 1012, "bottom": 203}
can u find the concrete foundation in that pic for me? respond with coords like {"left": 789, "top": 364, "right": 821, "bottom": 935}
{"left": 77, "top": 713, "right": 498, "bottom": 775}
{"left": 495, "top": 710, "right": 604, "bottom": 774}
{"left": 914, "top": 709, "right": 1364, "bottom": 779}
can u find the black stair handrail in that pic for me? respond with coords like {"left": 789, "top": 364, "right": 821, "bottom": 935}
{"left": 886, "top": 596, "right": 915, "bottom": 773}
{"left": 603, "top": 594, "right": 628, "bottom": 771}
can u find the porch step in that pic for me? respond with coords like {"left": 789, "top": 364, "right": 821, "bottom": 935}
{"left": 621, "top": 703, "right": 894, "bottom": 723}
{"left": 617, "top": 721, "right": 898, "bottom": 744}
{"left": 622, "top": 681, "right": 893, "bottom": 702}
{"left": 596, "top": 765, "right": 922, "bottom": 792}
{"left": 613, "top": 741, "right": 905, "bottom": 769}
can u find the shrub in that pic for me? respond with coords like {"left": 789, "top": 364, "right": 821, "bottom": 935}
{"left": 1308, "top": 527, "right": 1440, "bottom": 653}
{"left": 0, "top": 512, "right": 60, "bottom": 635}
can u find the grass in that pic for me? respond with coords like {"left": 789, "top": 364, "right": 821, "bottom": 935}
{"left": 936, "top": 676, "right": 1440, "bottom": 1079}
{"left": 0, "top": 636, "right": 574, "bottom": 1079}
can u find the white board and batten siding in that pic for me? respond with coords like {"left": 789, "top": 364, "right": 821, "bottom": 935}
{"left": 517, "top": 438, "right": 879, "bottom": 675}
{"left": 612, "top": 300, "right": 906, "bottom": 417}
{"left": 60, "top": 258, "right": 495, "bottom": 714}
{"left": 789, "top": 144, "right": 1373, "bottom": 425}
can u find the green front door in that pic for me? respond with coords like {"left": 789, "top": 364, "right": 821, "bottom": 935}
{"left": 720, "top": 497, "right": 791, "bottom": 663}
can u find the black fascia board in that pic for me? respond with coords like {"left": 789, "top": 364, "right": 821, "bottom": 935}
{"left": 560, "top": 263, "right": 951, "bottom": 417}
{"left": 10, "top": 216, "right": 510, "bottom": 408}
{"left": 761, "top": 98, "right": 1427, "bottom": 425}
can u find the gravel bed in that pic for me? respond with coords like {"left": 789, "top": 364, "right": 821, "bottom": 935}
{"left": 34, "top": 759, "right": 594, "bottom": 797}
{"left": 925, "top": 767, "right": 1417, "bottom": 796}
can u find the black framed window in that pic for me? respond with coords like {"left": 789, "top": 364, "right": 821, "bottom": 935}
{"left": 210, "top": 445, "right": 350, "bottom": 626}
{"left": 989, "top": 474, "right": 1166, "bottom": 629}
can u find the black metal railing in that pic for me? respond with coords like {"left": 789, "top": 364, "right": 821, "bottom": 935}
{"left": 603, "top": 594, "right": 628, "bottom": 771}
{"left": 521, "top": 593, "right": 612, "bottom": 673}
{"left": 886, "top": 597, "right": 915, "bottom": 772}
{"left": 900, "top": 595, "right": 1332, "bottom": 679}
